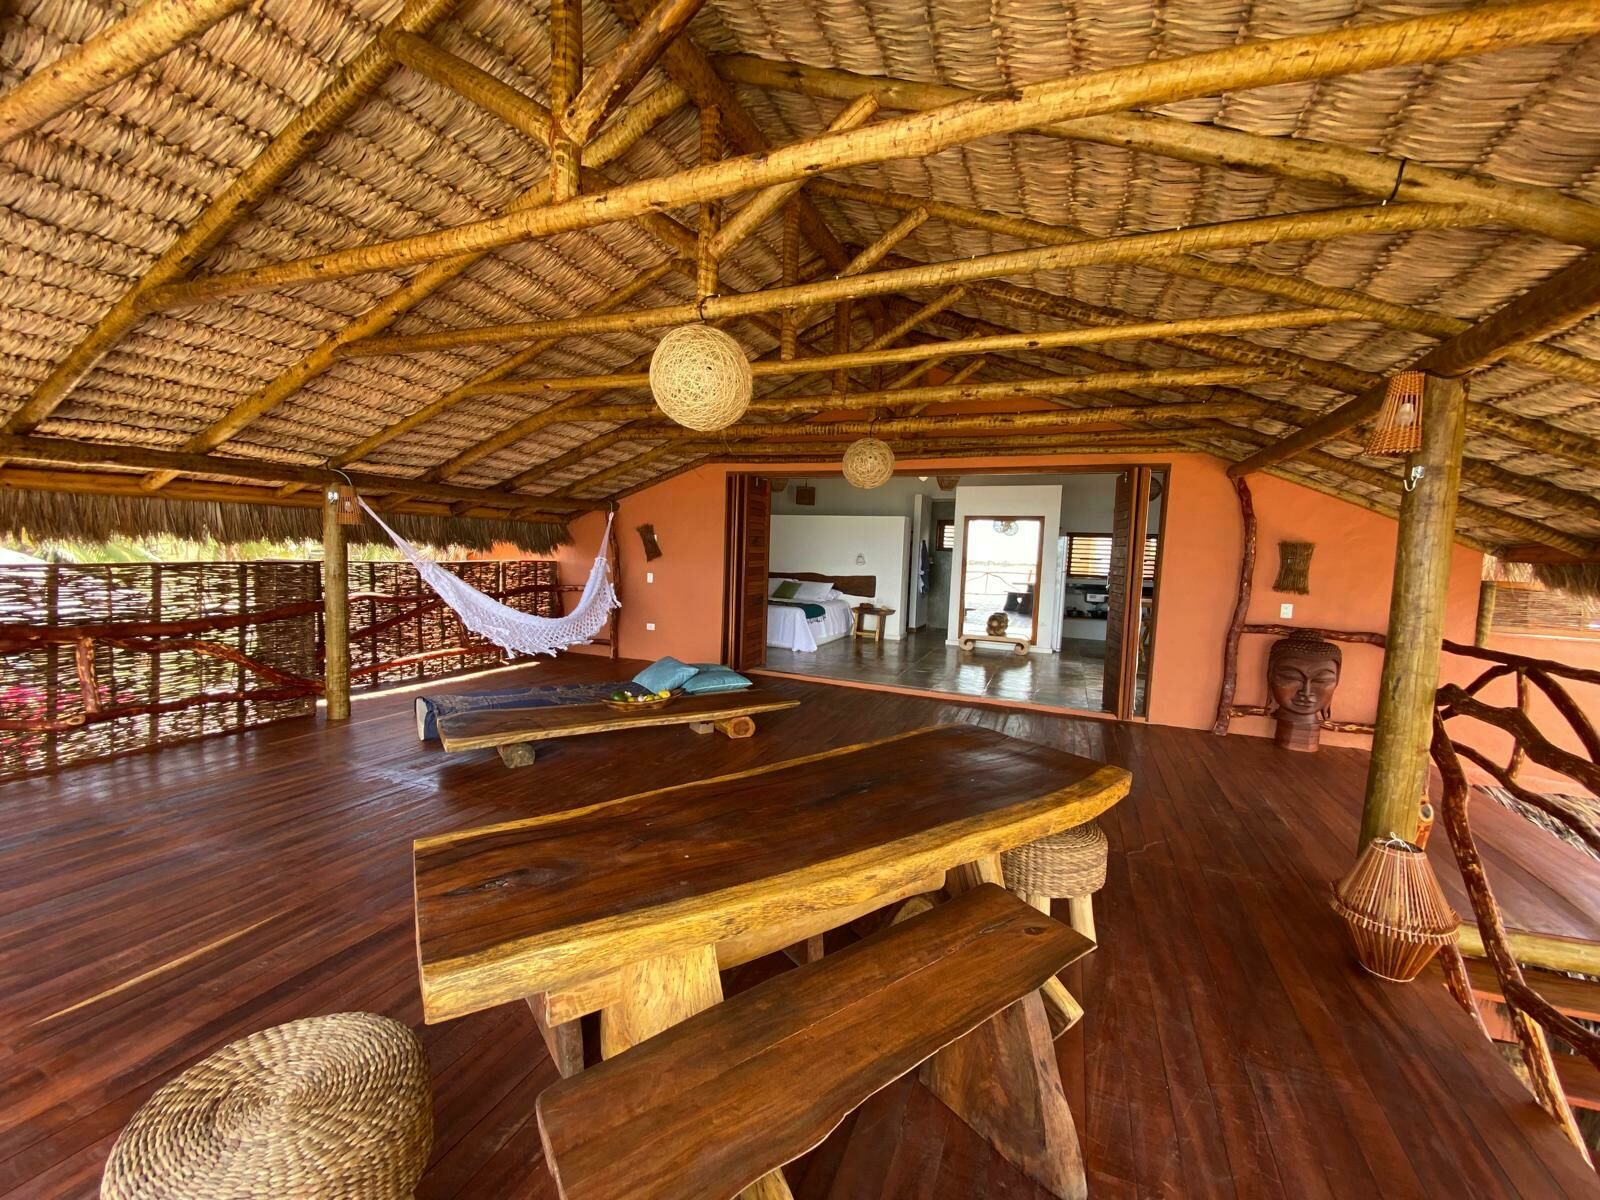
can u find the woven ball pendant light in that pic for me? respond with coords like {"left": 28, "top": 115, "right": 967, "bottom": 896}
{"left": 842, "top": 437, "right": 895, "bottom": 489}
{"left": 649, "top": 325, "right": 752, "bottom": 431}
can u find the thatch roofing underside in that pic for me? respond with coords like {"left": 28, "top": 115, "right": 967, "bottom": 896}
{"left": 3, "top": 0, "right": 1600, "bottom": 553}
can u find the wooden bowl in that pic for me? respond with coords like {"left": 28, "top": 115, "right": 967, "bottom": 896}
{"left": 601, "top": 692, "right": 675, "bottom": 712}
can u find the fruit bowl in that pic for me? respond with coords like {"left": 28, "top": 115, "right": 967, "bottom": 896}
{"left": 601, "top": 689, "right": 677, "bottom": 712}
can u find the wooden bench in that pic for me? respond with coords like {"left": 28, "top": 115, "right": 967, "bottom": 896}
{"left": 958, "top": 632, "right": 1031, "bottom": 656}
{"left": 435, "top": 687, "right": 801, "bottom": 767}
{"left": 535, "top": 884, "right": 1093, "bottom": 1200}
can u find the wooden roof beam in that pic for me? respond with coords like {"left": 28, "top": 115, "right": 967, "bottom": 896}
{"left": 122, "top": 0, "right": 1595, "bottom": 308}
{"left": 0, "top": 435, "right": 594, "bottom": 512}
{"left": 717, "top": 51, "right": 1600, "bottom": 252}
{"left": 818, "top": 178, "right": 1600, "bottom": 390}
{"left": 1229, "top": 251, "right": 1600, "bottom": 477}
{"left": 331, "top": 203, "right": 1480, "bottom": 358}
{"left": 0, "top": 0, "right": 248, "bottom": 147}
{"left": 565, "top": 0, "right": 707, "bottom": 144}
{"left": 547, "top": 0, "right": 583, "bottom": 201}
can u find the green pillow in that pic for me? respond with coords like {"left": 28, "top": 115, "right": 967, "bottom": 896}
{"left": 631, "top": 656, "right": 699, "bottom": 693}
{"left": 772, "top": 580, "right": 801, "bottom": 599}
{"left": 682, "top": 668, "right": 754, "bottom": 695}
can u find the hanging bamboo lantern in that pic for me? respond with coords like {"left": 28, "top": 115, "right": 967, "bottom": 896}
{"left": 649, "top": 325, "right": 752, "bottom": 431}
{"left": 936, "top": 476, "right": 959, "bottom": 490}
{"left": 1331, "top": 837, "right": 1459, "bottom": 982}
{"left": 842, "top": 437, "right": 895, "bottom": 489}
{"left": 1363, "top": 370, "right": 1425, "bottom": 456}
{"left": 327, "top": 481, "right": 361, "bottom": 525}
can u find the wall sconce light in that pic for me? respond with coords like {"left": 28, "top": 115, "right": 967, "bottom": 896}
{"left": 855, "top": 553, "right": 866, "bottom": 565}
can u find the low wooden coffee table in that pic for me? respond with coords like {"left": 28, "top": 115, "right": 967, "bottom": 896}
{"left": 436, "top": 687, "right": 800, "bottom": 767}
{"left": 959, "top": 632, "right": 1031, "bottom": 656}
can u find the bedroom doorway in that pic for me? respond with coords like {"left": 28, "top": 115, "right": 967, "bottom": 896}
{"left": 724, "top": 467, "right": 1166, "bottom": 719}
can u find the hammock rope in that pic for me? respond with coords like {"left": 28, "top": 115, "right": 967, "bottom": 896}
{"left": 359, "top": 501, "right": 619, "bottom": 658}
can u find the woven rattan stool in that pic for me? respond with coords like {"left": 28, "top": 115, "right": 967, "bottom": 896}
{"left": 1001, "top": 821, "right": 1109, "bottom": 943}
{"left": 102, "top": 1012, "right": 432, "bottom": 1200}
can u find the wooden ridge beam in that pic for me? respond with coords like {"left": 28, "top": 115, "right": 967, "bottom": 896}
{"left": 716, "top": 52, "right": 1600, "bottom": 251}
{"left": 813, "top": 178, "right": 1600, "bottom": 390}
{"left": 332, "top": 203, "right": 1478, "bottom": 358}
{"left": 547, "top": 0, "right": 583, "bottom": 202}
{"left": 386, "top": 29, "right": 549, "bottom": 141}
{"left": 0, "top": 465, "right": 577, "bottom": 524}
{"left": 1229, "top": 251, "right": 1600, "bottom": 477}
{"left": 3, "top": 0, "right": 465, "bottom": 437}
{"left": 0, "top": 0, "right": 248, "bottom": 147}
{"left": 564, "top": 0, "right": 706, "bottom": 143}
{"left": 0, "top": 435, "right": 593, "bottom": 511}
{"left": 117, "top": 0, "right": 1597, "bottom": 307}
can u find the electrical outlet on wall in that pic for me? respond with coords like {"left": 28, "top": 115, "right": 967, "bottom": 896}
{"left": 646, "top": 571, "right": 654, "bottom": 583}
{"left": 1280, "top": 603, "right": 1294, "bottom": 619}
{"left": 646, "top": 622, "right": 656, "bottom": 631}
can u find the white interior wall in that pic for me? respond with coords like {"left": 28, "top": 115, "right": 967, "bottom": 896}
{"left": 771, "top": 514, "right": 911, "bottom": 639}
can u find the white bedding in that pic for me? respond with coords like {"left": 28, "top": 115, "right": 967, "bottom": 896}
{"left": 766, "top": 598, "right": 854, "bottom": 652}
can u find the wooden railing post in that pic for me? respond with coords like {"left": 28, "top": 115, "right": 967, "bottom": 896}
{"left": 1360, "top": 374, "right": 1466, "bottom": 848}
{"left": 322, "top": 489, "right": 351, "bottom": 720}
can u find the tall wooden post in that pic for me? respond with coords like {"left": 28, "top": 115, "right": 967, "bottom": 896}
{"left": 1474, "top": 579, "right": 1498, "bottom": 646}
{"left": 322, "top": 489, "right": 351, "bottom": 721}
{"left": 1360, "top": 374, "right": 1466, "bottom": 848}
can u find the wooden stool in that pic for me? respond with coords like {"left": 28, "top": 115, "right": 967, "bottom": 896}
{"left": 851, "top": 604, "right": 894, "bottom": 642}
{"left": 102, "top": 1012, "right": 433, "bottom": 1199}
{"left": 1000, "top": 821, "right": 1109, "bottom": 944}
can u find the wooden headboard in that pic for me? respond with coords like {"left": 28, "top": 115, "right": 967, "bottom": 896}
{"left": 769, "top": 571, "right": 877, "bottom": 598}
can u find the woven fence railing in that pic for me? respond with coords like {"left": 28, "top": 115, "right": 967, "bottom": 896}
{"left": 0, "top": 559, "right": 560, "bottom": 779}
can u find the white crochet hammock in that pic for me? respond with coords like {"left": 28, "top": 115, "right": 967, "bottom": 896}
{"left": 360, "top": 501, "right": 619, "bottom": 658}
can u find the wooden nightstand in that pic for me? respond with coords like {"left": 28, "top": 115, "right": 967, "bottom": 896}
{"left": 852, "top": 604, "right": 895, "bottom": 643}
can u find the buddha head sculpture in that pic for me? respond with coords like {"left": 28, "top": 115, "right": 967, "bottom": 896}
{"left": 1267, "top": 634, "right": 1342, "bottom": 753}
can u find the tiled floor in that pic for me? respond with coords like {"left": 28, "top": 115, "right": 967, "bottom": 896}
{"left": 763, "top": 627, "right": 1110, "bottom": 712}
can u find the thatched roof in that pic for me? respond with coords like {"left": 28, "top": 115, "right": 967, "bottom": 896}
{"left": 2, "top": 0, "right": 1600, "bottom": 555}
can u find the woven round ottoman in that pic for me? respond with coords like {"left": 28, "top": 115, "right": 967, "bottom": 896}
{"left": 102, "top": 1012, "right": 432, "bottom": 1200}
{"left": 1001, "top": 821, "right": 1108, "bottom": 943}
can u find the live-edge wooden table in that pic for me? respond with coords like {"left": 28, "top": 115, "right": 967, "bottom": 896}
{"left": 413, "top": 723, "right": 1131, "bottom": 1199}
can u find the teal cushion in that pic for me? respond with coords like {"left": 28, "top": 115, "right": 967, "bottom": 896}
{"left": 682, "top": 668, "right": 754, "bottom": 695}
{"left": 772, "top": 579, "right": 801, "bottom": 599}
{"left": 632, "top": 656, "right": 699, "bottom": 693}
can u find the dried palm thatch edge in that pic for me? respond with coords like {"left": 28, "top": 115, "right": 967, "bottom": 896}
{"left": 1528, "top": 562, "right": 1600, "bottom": 604}
{"left": 0, "top": 489, "right": 570, "bottom": 554}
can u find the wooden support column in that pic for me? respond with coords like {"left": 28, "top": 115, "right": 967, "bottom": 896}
{"left": 547, "top": 0, "right": 583, "bottom": 202}
{"left": 1475, "top": 580, "right": 1498, "bottom": 647}
{"left": 322, "top": 489, "right": 351, "bottom": 721}
{"left": 1360, "top": 375, "right": 1466, "bottom": 847}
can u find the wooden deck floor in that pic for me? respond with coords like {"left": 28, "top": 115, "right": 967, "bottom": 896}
{"left": 1, "top": 656, "right": 1596, "bottom": 1198}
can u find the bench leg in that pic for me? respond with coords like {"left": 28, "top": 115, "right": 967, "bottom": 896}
{"left": 497, "top": 742, "right": 538, "bottom": 768}
{"left": 526, "top": 996, "right": 585, "bottom": 1079}
{"left": 924, "top": 856, "right": 1087, "bottom": 1200}
{"left": 689, "top": 721, "right": 715, "bottom": 735}
{"left": 782, "top": 933, "right": 825, "bottom": 966}
{"left": 689, "top": 717, "right": 756, "bottom": 739}
{"left": 1066, "top": 895, "right": 1096, "bottom": 944}
{"left": 1040, "top": 976, "right": 1084, "bottom": 1038}
{"left": 601, "top": 946, "right": 794, "bottom": 1200}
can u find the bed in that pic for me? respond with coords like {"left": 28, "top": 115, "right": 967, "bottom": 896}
{"left": 766, "top": 572, "right": 875, "bottom": 652}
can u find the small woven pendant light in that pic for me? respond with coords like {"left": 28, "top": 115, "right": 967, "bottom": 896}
{"left": 649, "top": 325, "right": 752, "bottom": 431}
{"left": 1331, "top": 836, "right": 1459, "bottom": 982}
{"left": 842, "top": 437, "right": 895, "bottom": 489}
{"left": 1364, "top": 370, "right": 1425, "bottom": 456}
{"left": 328, "top": 481, "right": 361, "bottom": 525}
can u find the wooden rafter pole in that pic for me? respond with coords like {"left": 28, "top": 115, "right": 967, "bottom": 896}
{"left": 814, "top": 177, "right": 1600, "bottom": 390}
{"left": 2, "top": 0, "right": 464, "bottom": 437}
{"left": 1230, "top": 251, "right": 1600, "bottom": 477}
{"left": 547, "top": 0, "right": 584, "bottom": 202}
{"left": 707, "top": 95, "right": 880, "bottom": 261}
{"left": 124, "top": 0, "right": 1600, "bottom": 308}
{"left": 322, "top": 489, "right": 351, "bottom": 721}
{"left": 696, "top": 104, "right": 722, "bottom": 300}
{"left": 137, "top": 84, "right": 688, "bottom": 494}
{"left": 0, "top": 0, "right": 248, "bottom": 147}
{"left": 458, "top": 307, "right": 1345, "bottom": 395}
{"left": 780, "top": 202, "right": 800, "bottom": 361}
{"left": 331, "top": 203, "right": 1479, "bottom": 358}
{"left": 564, "top": 0, "right": 706, "bottom": 143}
{"left": 717, "top": 52, "right": 1600, "bottom": 251}
{"left": 0, "top": 434, "right": 593, "bottom": 511}
{"left": 1360, "top": 376, "right": 1466, "bottom": 847}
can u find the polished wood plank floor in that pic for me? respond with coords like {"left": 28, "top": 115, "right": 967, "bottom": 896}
{"left": 1, "top": 656, "right": 1595, "bottom": 1198}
